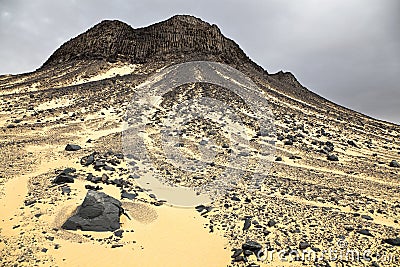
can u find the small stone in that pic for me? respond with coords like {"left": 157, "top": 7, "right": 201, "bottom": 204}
{"left": 299, "top": 241, "right": 310, "bottom": 250}
{"left": 383, "top": 237, "right": 400, "bottom": 246}
{"left": 65, "top": 144, "right": 81, "bottom": 151}
{"left": 327, "top": 154, "right": 339, "bottom": 161}
{"left": 389, "top": 160, "right": 399, "bottom": 168}
{"left": 243, "top": 217, "right": 252, "bottom": 231}
{"left": 267, "top": 219, "right": 276, "bottom": 227}
{"left": 361, "top": 215, "right": 373, "bottom": 221}
{"left": 357, "top": 229, "right": 373, "bottom": 237}
{"left": 231, "top": 248, "right": 243, "bottom": 258}
{"left": 242, "top": 240, "right": 262, "bottom": 252}
{"left": 114, "top": 229, "right": 124, "bottom": 237}
{"left": 121, "top": 191, "right": 137, "bottom": 200}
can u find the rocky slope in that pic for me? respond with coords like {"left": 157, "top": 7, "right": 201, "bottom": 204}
{"left": 0, "top": 15, "right": 399, "bottom": 267}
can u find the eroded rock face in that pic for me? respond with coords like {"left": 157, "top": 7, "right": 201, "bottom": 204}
{"left": 62, "top": 190, "right": 122, "bottom": 231}
{"left": 41, "top": 15, "right": 257, "bottom": 69}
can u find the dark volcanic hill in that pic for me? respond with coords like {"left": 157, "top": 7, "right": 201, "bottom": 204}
{"left": 42, "top": 15, "right": 258, "bottom": 70}
{"left": 0, "top": 15, "right": 399, "bottom": 267}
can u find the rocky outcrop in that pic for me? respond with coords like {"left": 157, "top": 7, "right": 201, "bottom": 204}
{"left": 42, "top": 15, "right": 258, "bottom": 69}
{"left": 62, "top": 190, "right": 123, "bottom": 231}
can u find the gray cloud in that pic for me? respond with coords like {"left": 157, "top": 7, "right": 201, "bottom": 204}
{"left": 0, "top": 0, "right": 399, "bottom": 124}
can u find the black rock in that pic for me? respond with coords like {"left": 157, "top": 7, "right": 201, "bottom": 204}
{"left": 242, "top": 240, "right": 262, "bottom": 252}
{"left": 243, "top": 250, "right": 253, "bottom": 256}
{"left": 361, "top": 215, "right": 373, "bottom": 221}
{"left": 114, "top": 229, "right": 124, "bottom": 237}
{"left": 233, "top": 255, "right": 245, "bottom": 262}
{"left": 267, "top": 219, "right": 276, "bottom": 227}
{"left": 62, "top": 190, "right": 123, "bottom": 231}
{"left": 81, "top": 154, "right": 95, "bottom": 166}
{"left": 121, "top": 191, "right": 137, "bottom": 200}
{"left": 389, "top": 160, "right": 399, "bottom": 168}
{"left": 231, "top": 196, "right": 241, "bottom": 201}
{"left": 243, "top": 217, "right": 252, "bottom": 231}
{"left": 65, "top": 144, "right": 81, "bottom": 151}
{"left": 94, "top": 160, "right": 106, "bottom": 169}
{"left": 357, "top": 229, "right": 373, "bottom": 237}
{"left": 383, "top": 237, "right": 400, "bottom": 246}
{"left": 61, "top": 186, "right": 71, "bottom": 195}
{"left": 284, "top": 140, "right": 293, "bottom": 146}
{"left": 327, "top": 154, "right": 339, "bottom": 161}
{"left": 275, "top": 156, "right": 282, "bottom": 161}
{"left": 231, "top": 248, "right": 243, "bottom": 258}
{"left": 24, "top": 199, "right": 37, "bottom": 206}
{"left": 85, "top": 184, "right": 102, "bottom": 191}
{"left": 103, "top": 165, "right": 115, "bottom": 171}
{"left": 195, "top": 204, "right": 207, "bottom": 212}
{"left": 347, "top": 140, "right": 358, "bottom": 147}
{"left": 62, "top": 168, "right": 76, "bottom": 174}
{"left": 299, "top": 241, "right": 310, "bottom": 250}
{"left": 53, "top": 173, "right": 75, "bottom": 184}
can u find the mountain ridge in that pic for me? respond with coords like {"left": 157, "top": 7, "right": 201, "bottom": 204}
{"left": 42, "top": 15, "right": 264, "bottom": 73}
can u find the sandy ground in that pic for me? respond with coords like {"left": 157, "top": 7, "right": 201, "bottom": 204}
{"left": 1, "top": 61, "right": 400, "bottom": 266}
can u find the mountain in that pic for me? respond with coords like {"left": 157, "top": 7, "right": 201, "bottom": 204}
{"left": 0, "top": 15, "right": 399, "bottom": 267}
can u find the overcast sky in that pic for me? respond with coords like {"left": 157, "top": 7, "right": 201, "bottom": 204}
{"left": 0, "top": 0, "right": 399, "bottom": 124}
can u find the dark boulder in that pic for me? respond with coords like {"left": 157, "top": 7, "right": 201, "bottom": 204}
{"left": 81, "top": 153, "right": 95, "bottom": 166}
{"left": 243, "top": 217, "right": 252, "bottom": 231}
{"left": 53, "top": 173, "right": 75, "bottom": 184}
{"left": 65, "top": 144, "right": 81, "bottom": 151}
{"left": 389, "top": 160, "right": 399, "bottom": 168}
{"left": 121, "top": 191, "right": 138, "bottom": 200}
{"left": 327, "top": 154, "right": 339, "bottom": 161}
{"left": 62, "top": 190, "right": 123, "bottom": 231}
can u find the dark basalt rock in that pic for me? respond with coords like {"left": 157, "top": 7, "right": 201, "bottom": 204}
{"left": 81, "top": 153, "right": 95, "bottom": 166}
{"left": 327, "top": 154, "right": 339, "bottom": 161}
{"left": 62, "top": 190, "right": 123, "bottom": 231}
{"left": 389, "top": 160, "right": 399, "bottom": 168}
{"left": 53, "top": 173, "right": 75, "bottom": 184}
{"left": 65, "top": 144, "right": 81, "bottom": 151}
{"left": 242, "top": 240, "right": 262, "bottom": 252}
{"left": 383, "top": 237, "right": 400, "bottom": 246}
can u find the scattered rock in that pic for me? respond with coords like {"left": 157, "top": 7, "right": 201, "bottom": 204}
{"left": 327, "top": 154, "right": 339, "bottom": 161}
{"left": 242, "top": 240, "right": 262, "bottom": 252}
{"left": 243, "top": 217, "right": 252, "bottom": 231}
{"left": 53, "top": 173, "right": 75, "bottom": 184}
{"left": 81, "top": 153, "right": 95, "bottom": 166}
{"left": 114, "top": 229, "right": 124, "bottom": 237}
{"left": 357, "top": 229, "right": 373, "bottom": 237}
{"left": 299, "top": 241, "right": 310, "bottom": 250}
{"left": 267, "top": 219, "right": 276, "bottom": 227}
{"left": 361, "top": 214, "right": 373, "bottom": 221}
{"left": 383, "top": 237, "right": 400, "bottom": 246}
{"left": 284, "top": 140, "right": 293, "bottom": 146}
{"left": 65, "top": 144, "right": 81, "bottom": 151}
{"left": 121, "top": 191, "right": 137, "bottom": 200}
{"left": 389, "top": 160, "right": 399, "bottom": 168}
{"left": 231, "top": 248, "right": 243, "bottom": 258}
{"left": 85, "top": 184, "right": 102, "bottom": 191}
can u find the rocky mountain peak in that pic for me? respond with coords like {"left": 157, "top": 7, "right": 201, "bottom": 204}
{"left": 41, "top": 15, "right": 254, "bottom": 68}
